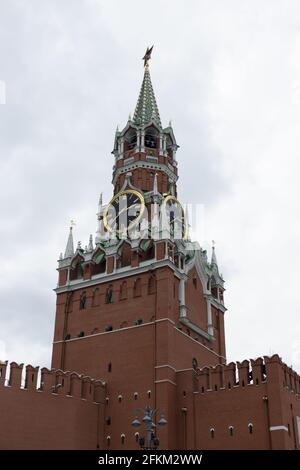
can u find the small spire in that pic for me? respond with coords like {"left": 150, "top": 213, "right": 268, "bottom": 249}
{"left": 98, "top": 192, "right": 103, "bottom": 213}
{"left": 153, "top": 173, "right": 158, "bottom": 195}
{"left": 64, "top": 225, "right": 74, "bottom": 258}
{"left": 77, "top": 241, "right": 82, "bottom": 250}
{"left": 128, "top": 113, "right": 132, "bottom": 121}
{"left": 169, "top": 119, "right": 172, "bottom": 127}
{"left": 184, "top": 205, "right": 190, "bottom": 240}
{"left": 88, "top": 234, "right": 94, "bottom": 252}
{"left": 211, "top": 241, "right": 218, "bottom": 267}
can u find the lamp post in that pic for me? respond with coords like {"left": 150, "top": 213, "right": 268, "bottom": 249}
{"left": 131, "top": 406, "right": 167, "bottom": 450}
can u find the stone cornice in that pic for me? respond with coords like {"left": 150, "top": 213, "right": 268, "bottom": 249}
{"left": 112, "top": 160, "right": 178, "bottom": 186}
{"left": 204, "top": 293, "right": 227, "bottom": 312}
{"left": 54, "top": 258, "right": 185, "bottom": 294}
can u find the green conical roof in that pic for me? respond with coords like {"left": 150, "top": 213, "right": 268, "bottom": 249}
{"left": 133, "top": 65, "right": 162, "bottom": 129}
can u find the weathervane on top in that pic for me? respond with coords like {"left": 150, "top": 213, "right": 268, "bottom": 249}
{"left": 143, "top": 45, "right": 154, "bottom": 67}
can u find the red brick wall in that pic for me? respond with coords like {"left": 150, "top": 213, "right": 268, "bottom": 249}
{"left": 0, "top": 363, "right": 105, "bottom": 450}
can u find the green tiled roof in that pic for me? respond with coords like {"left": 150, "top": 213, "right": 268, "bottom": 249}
{"left": 133, "top": 65, "right": 162, "bottom": 129}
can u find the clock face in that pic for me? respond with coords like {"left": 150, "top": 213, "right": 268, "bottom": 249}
{"left": 162, "top": 195, "right": 187, "bottom": 240}
{"left": 103, "top": 189, "right": 145, "bottom": 235}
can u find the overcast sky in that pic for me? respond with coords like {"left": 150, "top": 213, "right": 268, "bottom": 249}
{"left": 0, "top": 0, "right": 300, "bottom": 372}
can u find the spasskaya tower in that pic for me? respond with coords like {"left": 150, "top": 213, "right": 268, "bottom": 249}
{"left": 51, "top": 47, "right": 226, "bottom": 450}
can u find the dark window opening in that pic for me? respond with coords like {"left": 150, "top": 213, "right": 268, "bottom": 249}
{"left": 105, "top": 286, "right": 113, "bottom": 304}
{"left": 80, "top": 293, "right": 87, "bottom": 310}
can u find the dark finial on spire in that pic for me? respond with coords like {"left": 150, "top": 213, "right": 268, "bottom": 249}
{"left": 143, "top": 45, "right": 154, "bottom": 67}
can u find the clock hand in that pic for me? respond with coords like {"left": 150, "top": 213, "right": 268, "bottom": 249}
{"left": 109, "top": 202, "right": 141, "bottom": 227}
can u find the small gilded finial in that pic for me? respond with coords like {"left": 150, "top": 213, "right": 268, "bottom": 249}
{"left": 143, "top": 45, "right": 154, "bottom": 68}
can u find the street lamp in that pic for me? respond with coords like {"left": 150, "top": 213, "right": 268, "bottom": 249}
{"left": 131, "top": 406, "right": 167, "bottom": 450}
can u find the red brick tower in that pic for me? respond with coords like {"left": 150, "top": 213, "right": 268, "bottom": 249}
{"left": 51, "top": 49, "right": 226, "bottom": 449}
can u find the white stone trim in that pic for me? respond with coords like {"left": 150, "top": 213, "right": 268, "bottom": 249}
{"left": 269, "top": 425, "right": 289, "bottom": 432}
{"left": 174, "top": 326, "right": 226, "bottom": 361}
{"left": 53, "top": 317, "right": 174, "bottom": 344}
{"left": 55, "top": 258, "right": 184, "bottom": 293}
{"left": 155, "top": 379, "right": 177, "bottom": 386}
{"left": 155, "top": 364, "right": 177, "bottom": 372}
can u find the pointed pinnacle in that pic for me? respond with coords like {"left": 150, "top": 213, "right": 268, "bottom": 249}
{"left": 64, "top": 226, "right": 74, "bottom": 258}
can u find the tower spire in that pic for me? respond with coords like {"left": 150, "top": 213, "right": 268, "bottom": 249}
{"left": 211, "top": 241, "right": 218, "bottom": 267}
{"left": 64, "top": 223, "right": 75, "bottom": 258}
{"left": 133, "top": 47, "right": 162, "bottom": 129}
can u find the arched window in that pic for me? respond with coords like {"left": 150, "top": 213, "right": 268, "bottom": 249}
{"left": 80, "top": 292, "right": 87, "bottom": 310}
{"left": 92, "top": 288, "right": 100, "bottom": 307}
{"left": 105, "top": 285, "right": 113, "bottom": 304}
{"left": 211, "top": 277, "right": 218, "bottom": 299}
{"left": 145, "top": 126, "right": 158, "bottom": 149}
{"left": 248, "top": 423, "right": 253, "bottom": 434}
{"left": 66, "top": 292, "right": 73, "bottom": 313}
{"left": 148, "top": 275, "right": 156, "bottom": 294}
{"left": 134, "top": 392, "right": 138, "bottom": 400}
{"left": 135, "top": 432, "right": 139, "bottom": 443}
{"left": 108, "top": 362, "right": 112, "bottom": 373}
{"left": 119, "top": 281, "right": 127, "bottom": 300}
{"left": 210, "top": 428, "right": 215, "bottom": 439}
{"left": 193, "top": 275, "right": 197, "bottom": 289}
{"left": 133, "top": 278, "right": 142, "bottom": 297}
{"left": 118, "top": 242, "right": 131, "bottom": 268}
{"left": 70, "top": 258, "right": 83, "bottom": 281}
{"left": 92, "top": 250, "right": 106, "bottom": 276}
{"left": 139, "top": 240, "right": 155, "bottom": 261}
{"left": 121, "top": 434, "right": 125, "bottom": 445}
{"left": 106, "top": 436, "right": 111, "bottom": 447}
{"left": 229, "top": 426, "right": 234, "bottom": 436}
{"left": 78, "top": 331, "right": 85, "bottom": 337}
{"left": 124, "top": 129, "right": 137, "bottom": 151}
